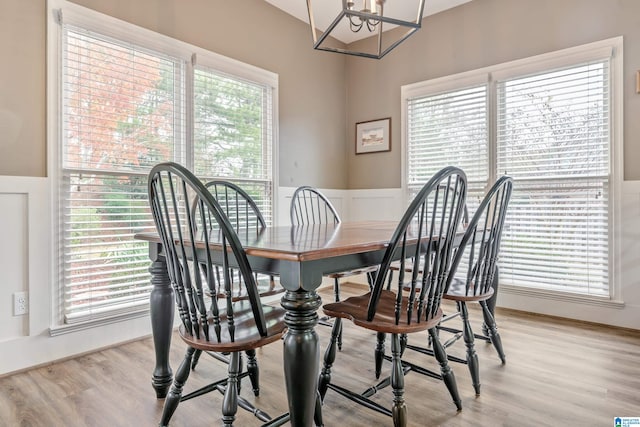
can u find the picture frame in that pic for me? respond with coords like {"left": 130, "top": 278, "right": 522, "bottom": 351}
{"left": 355, "top": 117, "right": 391, "bottom": 155}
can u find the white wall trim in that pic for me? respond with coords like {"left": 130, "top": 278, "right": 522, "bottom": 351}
{"left": 277, "top": 186, "right": 404, "bottom": 225}
{"left": 0, "top": 176, "right": 49, "bottom": 338}
{"left": 1, "top": 181, "right": 638, "bottom": 376}
{"left": 0, "top": 175, "right": 156, "bottom": 375}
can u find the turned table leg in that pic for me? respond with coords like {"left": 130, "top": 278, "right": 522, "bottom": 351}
{"left": 149, "top": 246, "right": 174, "bottom": 398}
{"left": 281, "top": 290, "right": 321, "bottom": 427}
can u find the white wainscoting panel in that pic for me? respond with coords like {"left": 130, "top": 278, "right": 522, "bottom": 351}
{"left": 278, "top": 187, "right": 349, "bottom": 225}
{"left": 346, "top": 188, "right": 404, "bottom": 222}
{"left": 0, "top": 176, "right": 153, "bottom": 376}
{"left": 0, "top": 191, "right": 29, "bottom": 340}
{"left": 498, "top": 180, "right": 640, "bottom": 330}
{"left": 278, "top": 187, "right": 403, "bottom": 224}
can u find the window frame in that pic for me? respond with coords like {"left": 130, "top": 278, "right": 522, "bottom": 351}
{"left": 401, "top": 37, "right": 623, "bottom": 305}
{"left": 47, "top": 0, "right": 279, "bottom": 332}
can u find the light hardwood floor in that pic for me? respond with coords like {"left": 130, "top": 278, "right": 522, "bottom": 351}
{"left": 1, "top": 282, "right": 639, "bottom": 427}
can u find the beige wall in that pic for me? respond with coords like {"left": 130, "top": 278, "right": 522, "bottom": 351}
{"left": 0, "top": 0, "right": 46, "bottom": 177}
{"left": 0, "top": 0, "right": 349, "bottom": 188}
{"left": 346, "top": 0, "right": 640, "bottom": 188}
{"left": 5, "top": 0, "right": 640, "bottom": 188}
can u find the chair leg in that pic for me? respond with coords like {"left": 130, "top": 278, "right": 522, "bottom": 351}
{"left": 246, "top": 349, "right": 260, "bottom": 396}
{"left": 159, "top": 346, "right": 196, "bottom": 427}
{"left": 314, "top": 390, "right": 324, "bottom": 427}
{"left": 458, "top": 301, "right": 480, "bottom": 395}
{"left": 480, "top": 301, "right": 506, "bottom": 364}
{"left": 375, "top": 332, "right": 386, "bottom": 379}
{"left": 390, "top": 334, "right": 407, "bottom": 427}
{"left": 238, "top": 352, "right": 244, "bottom": 395}
{"left": 428, "top": 328, "right": 462, "bottom": 411}
{"left": 222, "top": 352, "right": 241, "bottom": 427}
{"left": 318, "top": 318, "right": 342, "bottom": 400}
{"left": 334, "top": 278, "right": 343, "bottom": 351}
{"left": 191, "top": 349, "right": 203, "bottom": 369}
{"left": 399, "top": 334, "right": 407, "bottom": 357}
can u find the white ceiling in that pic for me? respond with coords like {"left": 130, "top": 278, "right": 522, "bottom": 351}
{"left": 265, "top": 0, "right": 473, "bottom": 44}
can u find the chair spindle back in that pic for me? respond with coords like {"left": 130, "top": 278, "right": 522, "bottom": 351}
{"left": 148, "top": 162, "right": 268, "bottom": 343}
{"left": 447, "top": 175, "right": 513, "bottom": 297}
{"left": 368, "top": 166, "right": 467, "bottom": 325}
{"left": 290, "top": 186, "right": 340, "bottom": 225}
{"left": 204, "top": 180, "right": 266, "bottom": 236}
{"left": 199, "top": 180, "right": 275, "bottom": 300}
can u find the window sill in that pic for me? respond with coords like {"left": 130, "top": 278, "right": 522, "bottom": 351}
{"left": 49, "top": 308, "right": 150, "bottom": 337}
{"left": 500, "top": 284, "right": 625, "bottom": 309}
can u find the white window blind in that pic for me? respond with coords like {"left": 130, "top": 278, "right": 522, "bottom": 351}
{"left": 61, "top": 26, "right": 181, "bottom": 323}
{"left": 406, "top": 84, "right": 488, "bottom": 208}
{"left": 193, "top": 65, "right": 273, "bottom": 224}
{"left": 403, "top": 39, "right": 618, "bottom": 299}
{"left": 57, "top": 18, "right": 277, "bottom": 326}
{"left": 497, "top": 60, "right": 610, "bottom": 296}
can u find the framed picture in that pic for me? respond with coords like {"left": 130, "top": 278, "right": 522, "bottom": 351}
{"left": 355, "top": 117, "right": 391, "bottom": 154}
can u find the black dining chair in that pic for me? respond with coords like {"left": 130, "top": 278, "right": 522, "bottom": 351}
{"left": 401, "top": 176, "right": 513, "bottom": 397}
{"left": 201, "top": 180, "right": 283, "bottom": 301}
{"left": 290, "top": 186, "right": 379, "bottom": 290}
{"left": 440, "top": 175, "right": 513, "bottom": 394}
{"left": 189, "top": 180, "right": 284, "bottom": 376}
{"left": 290, "top": 186, "right": 377, "bottom": 350}
{"left": 148, "top": 162, "right": 287, "bottom": 427}
{"left": 317, "top": 166, "right": 467, "bottom": 426}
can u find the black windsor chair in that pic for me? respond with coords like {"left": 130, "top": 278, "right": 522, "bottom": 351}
{"left": 290, "top": 186, "right": 378, "bottom": 350}
{"left": 202, "top": 180, "right": 282, "bottom": 302}
{"left": 148, "top": 162, "right": 287, "bottom": 427}
{"left": 397, "top": 176, "right": 513, "bottom": 396}
{"left": 399, "top": 176, "right": 513, "bottom": 396}
{"left": 188, "top": 180, "right": 284, "bottom": 388}
{"left": 317, "top": 166, "right": 467, "bottom": 427}
{"left": 437, "top": 175, "right": 513, "bottom": 394}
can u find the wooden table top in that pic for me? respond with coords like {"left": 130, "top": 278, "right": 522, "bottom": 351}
{"left": 134, "top": 220, "right": 400, "bottom": 263}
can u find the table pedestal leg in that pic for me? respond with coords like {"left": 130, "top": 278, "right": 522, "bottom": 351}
{"left": 149, "top": 257, "right": 174, "bottom": 398}
{"left": 281, "top": 290, "right": 321, "bottom": 427}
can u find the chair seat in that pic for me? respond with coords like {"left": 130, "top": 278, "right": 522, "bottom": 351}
{"left": 444, "top": 278, "right": 494, "bottom": 302}
{"left": 327, "top": 265, "right": 378, "bottom": 280}
{"left": 323, "top": 290, "right": 442, "bottom": 335}
{"left": 180, "top": 301, "right": 286, "bottom": 353}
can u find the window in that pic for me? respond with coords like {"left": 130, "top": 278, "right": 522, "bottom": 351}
{"left": 405, "top": 80, "right": 488, "bottom": 211}
{"left": 50, "top": 1, "right": 277, "bottom": 327}
{"left": 402, "top": 38, "right": 621, "bottom": 299}
{"left": 496, "top": 62, "right": 610, "bottom": 296}
{"left": 193, "top": 64, "right": 273, "bottom": 222}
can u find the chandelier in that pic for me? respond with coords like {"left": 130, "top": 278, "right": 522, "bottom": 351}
{"left": 306, "top": 0, "right": 426, "bottom": 59}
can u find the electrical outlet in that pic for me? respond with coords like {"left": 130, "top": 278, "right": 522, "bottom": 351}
{"left": 13, "top": 292, "right": 28, "bottom": 316}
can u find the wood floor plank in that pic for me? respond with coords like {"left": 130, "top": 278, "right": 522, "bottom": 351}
{"left": 0, "top": 282, "right": 639, "bottom": 426}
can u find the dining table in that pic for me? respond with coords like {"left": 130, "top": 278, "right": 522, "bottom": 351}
{"left": 136, "top": 220, "right": 400, "bottom": 426}
{"left": 135, "top": 220, "right": 499, "bottom": 427}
